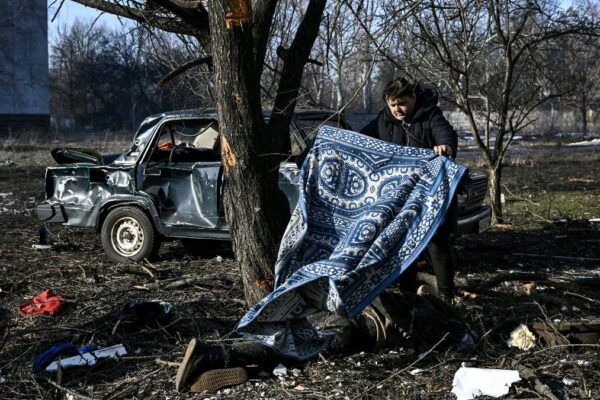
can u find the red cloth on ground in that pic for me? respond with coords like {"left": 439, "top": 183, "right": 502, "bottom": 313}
{"left": 19, "top": 289, "right": 64, "bottom": 316}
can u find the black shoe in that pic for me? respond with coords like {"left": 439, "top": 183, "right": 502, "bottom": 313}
{"left": 175, "top": 338, "right": 229, "bottom": 392}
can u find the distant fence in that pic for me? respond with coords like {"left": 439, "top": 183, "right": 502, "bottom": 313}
{"left": 345, "top": 109, "right": 599, "bottom": 136}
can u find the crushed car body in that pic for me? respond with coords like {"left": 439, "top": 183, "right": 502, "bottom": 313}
{"left": 37, "top": 109, "right": 491, "bottom": 262}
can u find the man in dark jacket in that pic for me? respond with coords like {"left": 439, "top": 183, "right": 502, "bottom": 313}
{"left": 361, "top": 77, "right": 458, "bottom": 302}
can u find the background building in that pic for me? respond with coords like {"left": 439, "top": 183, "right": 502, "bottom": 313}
{"left": 0, "top": 0, "right": 49, "bottom": 132}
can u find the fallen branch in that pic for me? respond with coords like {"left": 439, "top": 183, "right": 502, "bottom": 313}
{"left": 512, "top": 253, "right": 600, "bottom": 262}
{"left": 155, "top": 358, "right": 179, "bottom": 367}
{"left": 136, "top": 276, "right": 225, "bottom": 291}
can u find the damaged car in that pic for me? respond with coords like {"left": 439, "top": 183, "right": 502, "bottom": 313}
{"left": 37, "top": 109, "right": 491, "bottom": 263}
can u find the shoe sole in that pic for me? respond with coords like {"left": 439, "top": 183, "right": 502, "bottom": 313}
{"left": 175, "top": 338, "right": 199, "bottom": 392}
{"left": 190, "top": 367, "right": 248, "bottom": 393}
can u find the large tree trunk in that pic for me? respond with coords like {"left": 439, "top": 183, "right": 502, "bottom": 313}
{"left": 208, "top": 3, "right": 287, "bottom": 306}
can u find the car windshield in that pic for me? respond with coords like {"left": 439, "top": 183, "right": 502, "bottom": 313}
{"left": 113, "top": 116, "right": 163, "bottom": 165}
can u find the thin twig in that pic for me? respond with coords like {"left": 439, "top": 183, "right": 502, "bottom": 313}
{"left": 46, "top": 378, "right": 94, "bottom": 400}
{"left": 533, "top": 343, "right": 600, "bottom": 355}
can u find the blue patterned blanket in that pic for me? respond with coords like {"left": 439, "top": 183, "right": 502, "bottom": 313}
{"left": 237, "top": 127, "right": 467, "bottom": 360}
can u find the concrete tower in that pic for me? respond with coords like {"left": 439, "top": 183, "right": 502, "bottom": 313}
{"left": 0, "top": 0, "right": 49, "bottom": 131}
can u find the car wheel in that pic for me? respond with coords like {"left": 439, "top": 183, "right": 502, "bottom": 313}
{"left": 101, "top": 206, "right": 160, "bottom": 263}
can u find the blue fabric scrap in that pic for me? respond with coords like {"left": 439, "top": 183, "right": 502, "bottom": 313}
{"left": 33, "top": 343, "right": 97, "bottom": 372}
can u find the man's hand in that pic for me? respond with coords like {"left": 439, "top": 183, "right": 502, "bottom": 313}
{"left": 433, "top": 145, "right": 452, "bottom": 157}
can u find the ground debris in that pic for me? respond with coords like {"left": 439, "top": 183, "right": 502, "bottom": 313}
{"left": 1, "top": 145, "right": 599, "bottom": 398}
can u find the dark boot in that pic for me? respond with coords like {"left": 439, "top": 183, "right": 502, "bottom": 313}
{"left": 175, "top": 339, "right": 234, "bottom": 392}
{"left": 175, "top": 338, "right": 278, "bottom": 392}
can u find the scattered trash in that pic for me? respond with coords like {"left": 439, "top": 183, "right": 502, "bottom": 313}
{"left": 409, "top": 368, "right": 423, "bottom": 375}
{"left": 273, "top": 363, "right": 288, "bottom": 377}
{"left": 33, "top": 343, "right": 97, "bottom": 373}
{"left": 508, "top": 324, "right": 536, "bottom": 351}
{"left": 46, "top": 344, "right": 127, "bottom": 372}
{"left": 460, "top": 290, "right": 478, "bottom": 300}
{"left": 121, "top": 299, "right": 174, "bottom": 327}
{"left": 417, "top": 284, "right": 433, "bottom": 296}
{"left": 589, "top": 218, "right": 600, "bottom": 223}
{"left": 39, "top": 227, "right": 49, "bottom": 245}
{"left": 577, "top": 360, "right": 590, "bottom": 367}
{"left": 216, "top": 255, "right": 223, "bottom": 262}
{"left": 31, "top": 226, "right": 51, "bottom": 250}
{"left": 452, "top": 367, "right": 521, "bottom": 400}
{"left": 519, "top": 282, "right": 536, "bottom": 295}
{"left": 457, "top": 330, "right": 477, "bottom": 353}
{"left": 19, "top": 289, "right": 64, "bottom": 316}
{"left": 562, "top": 378, "right": 576, "bottom": 386}
{"left": 291, "top": 368, "right": 302, "bottom": 377}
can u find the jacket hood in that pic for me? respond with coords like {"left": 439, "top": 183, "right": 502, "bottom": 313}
{"left": 411, "top": 82, "right": 439, "bottom": 121}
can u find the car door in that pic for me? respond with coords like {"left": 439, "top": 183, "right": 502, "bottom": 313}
{"left": 137, "top": 118, "right": 224, "bottom": 230}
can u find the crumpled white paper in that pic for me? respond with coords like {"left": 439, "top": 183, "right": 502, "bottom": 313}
{"left": 273, "top": 363, "right": 288, "bottom": 378}
{"left": 452, "top": 367, "right": 521, "bottom": 400}
{"left": 508, "top": 324, "right": 536, "bottom": 351}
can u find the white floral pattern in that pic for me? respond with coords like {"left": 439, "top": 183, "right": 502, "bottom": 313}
{"left": 237, "top": 127, "right": 467, "bottom": 360}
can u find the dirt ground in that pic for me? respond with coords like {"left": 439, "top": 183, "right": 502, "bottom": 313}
{"left": 0, "top": 140, "right": 599, "bottom": 399}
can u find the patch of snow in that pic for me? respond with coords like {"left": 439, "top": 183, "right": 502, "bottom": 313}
{"left": 566, "top": 138, "right": 600, "bottom": 146}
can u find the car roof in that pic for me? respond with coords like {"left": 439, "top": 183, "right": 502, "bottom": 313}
{"left": 145, "top": 108, "right": 343, "bottom": 122}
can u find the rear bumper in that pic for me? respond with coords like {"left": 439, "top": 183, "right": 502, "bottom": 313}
{"left": 456, "top": 206, "right": 492, "bottom": 236}
{"left": 36, "top": 203, "right": 67, "bottom": 223}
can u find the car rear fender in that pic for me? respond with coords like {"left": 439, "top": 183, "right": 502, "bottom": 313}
{"left": 96, "top": 196, "right": 162, "bottom": 235}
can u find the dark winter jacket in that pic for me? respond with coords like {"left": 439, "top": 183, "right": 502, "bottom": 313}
{"left": 360, "top": 84, "right": 458, "bottom": 157}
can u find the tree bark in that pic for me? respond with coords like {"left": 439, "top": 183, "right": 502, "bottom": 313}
{"left": 267, "top": 0, "right": 327, "bottom": 155}
{"left": 208, "top": 3, "right": 286, "bottom": 306}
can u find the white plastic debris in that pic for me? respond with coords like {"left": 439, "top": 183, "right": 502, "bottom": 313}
{"left": 46, "top": 344, "right": 127, "bottom": 372}
{"left": 273, "top": 363, "right": 288, "bottom": 378}
{"left": 577, "top": 360, "right": 590, "bottom": 367}
{"left": 409, "top": 368, "right": 423, "bottom": 375}
{"left": 451, "top": 367, "right": 521, "bottom": 400}
{"left": 508, "top": 324, "right": 536, "bottom": 351}
{"left": 32, "top": 244, "right": 51, "bottom": 250}
{"left": 562, "top": 378, "right": 576, "bottom": 386}
{"left": 216, "top": 255, "right": 223, "bottom": 262}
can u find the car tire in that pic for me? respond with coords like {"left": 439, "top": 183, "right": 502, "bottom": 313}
{"left": 101, "top": 206, "right": 160, "bottom": 263}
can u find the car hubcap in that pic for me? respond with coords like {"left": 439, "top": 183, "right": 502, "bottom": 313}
{"left": 111, "top": 217, "right": 144, "bottom": 257}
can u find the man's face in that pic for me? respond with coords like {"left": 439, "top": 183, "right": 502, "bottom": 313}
{"left": 386, "top": 95, "right": 416, "bottom": 121}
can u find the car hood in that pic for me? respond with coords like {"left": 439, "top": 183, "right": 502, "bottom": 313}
{"left": 51, "top": 148, "right": 121, "bottom": 166}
